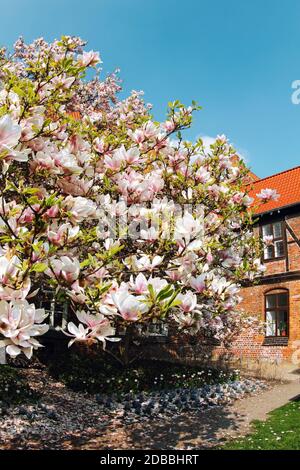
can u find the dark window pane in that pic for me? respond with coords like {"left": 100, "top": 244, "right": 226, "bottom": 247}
{"left": 273, "top": 222, "right": 282, "bottom": 238}
{"left": 262, "top": 224, "right": 272, "bottom": 236}
{"left": 264, "top": 245, "right": 274, "bottom": 260}
{"left": 41, "top": 300, "right": 52, "bottom": 311}
{"left": 277, "top": 310, "right": 288, "bottom": 336}
{"left": 277, "top": 293, "right": 288, "bottom": 306}
{"left": 274, "top": 240, "right": 284, "bottom": 257}
{"left": 266, "top": 294, "right": 276, "bottom": 308}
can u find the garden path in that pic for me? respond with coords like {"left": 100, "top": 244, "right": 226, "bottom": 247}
{"left": 0, "top": 370, "right": 299, "bottom": 449}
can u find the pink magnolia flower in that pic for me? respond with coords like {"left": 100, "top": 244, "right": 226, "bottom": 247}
{"left": 263, "top": 235, "right": 274, "bottom": 246}
{"left": 0, "top": 299, "right": 49, "bottom": 358}
{"left": 0, "top": 114, "right": 21, "bottom": 148}
{"left": 47, "top": 223, "right": 79, "bottom": 246}
{"left": 0, "top": 254, "right": 20, "bottom": 285}
{"left": 65, "top": 322, "right": 89, "bottom": 346}
{"left": 128, "top": 128, "right": 145, "bottom": 144}
{"left": 130, "top": 273, "right": 148, "bottom": 294}
{"left": 111, "top": 290, "right": 149, "bottom": 321}
{"left": 142, "top": 121, "right": 159, "bottom": 139}
{"left": 195, "top": 167, "right": 211, "bottom": 183}
{"left": 44, "top": 205, "right": 59, "bottom": 219}
{"left": 77, "top": 50, "right": 101, "bottom": 67}
{"left": 0, "top": 114, "right": 27, "bottom": 162}
{"left": 125, "top": 254, "right": 164, "bottom": 272}
{"left": 125, "top": 146, "right": 140, "bottom": 164}
{"left": 190, "top": 274, "right": 206, "bottom": 293}
{"left": 65, "top": 312, "right": 118, "bottom": 348}
{"left": 93, "top": 137, "right": 105, "bottom": 153}
{"left": 64, "top": 196, "right": 97, "bottom": 222}
{"left": 177, "top": 291, "right": 197, "bottom": 313}
{"left": 104, "top": 151, "right": 123, "bottom": 171}
{"left": 174, "top": 311, "right": 196, "bottom": 328}
{"left": 47, "top": 256, "right": 80, "bottom": 283}
{"left": 54, "top": 149, "right": 82, "bottom": 174}
{"left": 256, "top": 188, "right": 279, "bottom": 202}
{"left": 163, "top": 120, "right": 176, "bottom": 132}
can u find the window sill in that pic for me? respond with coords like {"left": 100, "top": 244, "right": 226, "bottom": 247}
{"left": 262, "top": 256, "right": 286, "bottom": 263}
{"left": 263, "top": 337, "right": 288, "bottom": 346}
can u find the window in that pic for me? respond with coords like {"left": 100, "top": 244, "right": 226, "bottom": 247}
{"left": 36, "top": 289, "right": 68, "bottom": 330}
{"left": 143, "top": 323, "right": 168, "bottom": 337}
{"left": 117, "top": 323, "right": 168, "bottom": 337}
{"left": 262, "top": 221, "right": 285, "bottom": 260}
{"left": 265, "top": 291, "right": 289, "bottom": 337}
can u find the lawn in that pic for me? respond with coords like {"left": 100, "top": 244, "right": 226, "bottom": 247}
{"left": 222, "top": 399, "right": 300, "bottom": 450}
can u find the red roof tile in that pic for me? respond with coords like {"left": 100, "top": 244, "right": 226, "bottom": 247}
{"left": 248, "top": 166, "right": 300, "bottom": 215}
{"left": 68, "top": 111, "right": 81, "bottom": 120}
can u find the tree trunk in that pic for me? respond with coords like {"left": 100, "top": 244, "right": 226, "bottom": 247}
{"left": 0, "top": 347, "right": 6, "bottom": 365}
{"left": 121, "top": 324, "right": 134, "bottom": 367}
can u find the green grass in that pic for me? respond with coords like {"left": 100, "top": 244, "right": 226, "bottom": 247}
{"left": 222, "top": 399, "right": 300, "bottom": 450}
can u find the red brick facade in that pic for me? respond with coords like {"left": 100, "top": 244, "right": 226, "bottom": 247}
{"left": 216, "top": 176, "right": 300, "bottom": 365}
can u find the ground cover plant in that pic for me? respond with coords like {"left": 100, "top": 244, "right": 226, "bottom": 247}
{"left": 0, "top": 365, "right": 39, "bottom": 405}
{"left": 47, "top": 348, "right": 240, "bottom": 395}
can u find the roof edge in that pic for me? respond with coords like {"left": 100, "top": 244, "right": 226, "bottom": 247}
{"left": 249, "top": 165, "right": 300, "bottom": 186}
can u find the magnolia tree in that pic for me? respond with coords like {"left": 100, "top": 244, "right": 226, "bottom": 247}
{"left": 0, "top": 36, "right": 278, "bottom": 362}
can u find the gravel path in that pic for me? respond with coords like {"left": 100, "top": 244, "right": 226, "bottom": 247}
{"left": 0, "top": 369, "right": 298, "bottom": 450}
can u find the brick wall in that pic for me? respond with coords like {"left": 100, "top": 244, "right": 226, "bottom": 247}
{"left": 286, "top": 214, "right": 300, "bottom": 271}
{"left": 258, "top": 213, "right": 300, "bottom": 276}
{"left": 214, "top": 279, "right": 300, "bottom": 363}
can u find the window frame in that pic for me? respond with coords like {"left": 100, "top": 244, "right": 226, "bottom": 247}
{"left": 37, "top": 288, "right": 69, "bottom": 331}
{"left": 261, "top": 220, "right": 286, "bottom": 262}
{"left": 264, "top": 289, "right": 289, "bottom": 338}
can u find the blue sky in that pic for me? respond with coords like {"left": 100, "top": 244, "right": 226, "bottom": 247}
{"left": 1, "top": 0, "right": 300, "bottom": 177}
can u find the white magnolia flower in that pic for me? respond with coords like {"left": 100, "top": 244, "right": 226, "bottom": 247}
{"left": 130, "top": 273, "right": 168, "bottom": 295}
{"left": 256, "top": 188, "right": 279, "bottom": 202}
{"left": 125, "top": 254, "right": 164, "bottom": 272}
{"left": 177, "top": 291, "right": 197, "bottom": 313}
{"left": 111, "top": 290, "right": 149, "bottom": 321}
{"left": 65, "top": 196, "right": 97, "bottom": 222}
{"left": 65, "top": 310, "right": 118, "bottom": 347}
{"left": 0, "top": 114, "right": 24, "bottom": 161}
{"left": 47, "top": 256, "right": 80, "bottom": 283}
{"left": 66, "top": 322, "right": 89, "bottom": 347}
{"left": 0, "top": 299, "right": 49, "bottom": 359}
{"left": 55, "top": 149, "right": 82, "bottom": 174}
{"left": 190, "top": 274, "right": 206, "bottom": 293}
{"left": 174, "top": 212, "right": 204, "bottom": 250}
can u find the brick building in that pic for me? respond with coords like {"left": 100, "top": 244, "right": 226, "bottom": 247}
{"left": 220, "top": 165, "right": 300, "bottom": 366}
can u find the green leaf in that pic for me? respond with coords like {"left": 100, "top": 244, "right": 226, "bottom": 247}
{"left": 157, "top": 285, "right": 174, "bottom": 301}
{"left": 31, "top": 263, "right": 47, "bottom": 273}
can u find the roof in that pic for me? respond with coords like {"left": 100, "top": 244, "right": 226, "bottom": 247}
{"left": 68, "top": 111, "right": 81, "bottom": 120}
{"left": 248, "top": 166, "right": 300, "bottom": 215}
{"left": 248, "top": 170, "right": 260, "bottom": 182}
